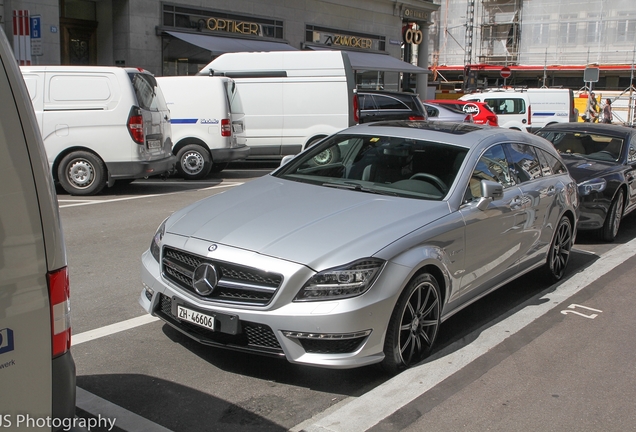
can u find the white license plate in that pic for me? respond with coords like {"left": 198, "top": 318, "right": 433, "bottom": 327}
{"left": 147, "top": 139, "right": 161, "bottom": 149}
{"left": 177, "top": 305, "right": 215, "bottom": 330}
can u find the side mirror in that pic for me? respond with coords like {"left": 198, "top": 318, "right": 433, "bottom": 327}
{"left": 476, "top": 180, "right": 503, "bottom": 210}
{"left": 280, "top": 155, "right": 295, "bottom": 167}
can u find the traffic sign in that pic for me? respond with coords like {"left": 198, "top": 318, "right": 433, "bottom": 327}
{"left": 30, "top": 15, "right": 42, "bottom": 56}
{"left": 500, "top": 67, "right": 511, "bottom": 79}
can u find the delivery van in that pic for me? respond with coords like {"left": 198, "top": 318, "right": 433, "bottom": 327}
{"left": 157, "top": 76, "right": 249, "bottom": 179}
{"left": 20, "top": 65, "right": 176, "bottom": 195}
{"left": 198, "top": 50, "right": 359, "bottom": 159}
{"left": 460, "top": 88, "right": 575, "bottom": 132}
{"left": 0, "top": 27, "right": 76, "bottom": 429}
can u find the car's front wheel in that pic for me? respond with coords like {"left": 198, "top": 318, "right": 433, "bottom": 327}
{"left": 599, "top": 189, "right": 624, "bottom": 242}
{"left": 381, "top": 272, "right": 441, "bottom": 374}
{"left": 546, "top": 215, "right": 573, "bottom": 281}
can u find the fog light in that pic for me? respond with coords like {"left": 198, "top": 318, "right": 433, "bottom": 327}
{"left": 143, "top": 283, "right": 154, "bottom": 301}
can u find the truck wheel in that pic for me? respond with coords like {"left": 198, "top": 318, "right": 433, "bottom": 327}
{"left": 176, "top": 144, "right": 212, "bottom": 180}
{"left": 57, "top": 151, "right": 106, "bottom": 196}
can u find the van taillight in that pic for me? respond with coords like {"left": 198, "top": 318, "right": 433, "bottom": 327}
{"left": 409, "top": 115, "right": 426, "bottom": 121}
{"left": 353, "top": 94, "right": 360, "bottom": 123}
{"left": 127, "top": 107, "right": 145, "bottom": 144}
{"left": 48, "top": 267, "right": 71, "bottom": 358}
{"left": 527, "top": 105, "right": 532, "bottom": 125}
{"left": 221, "top": 118, "right": 232, "bottom": 137}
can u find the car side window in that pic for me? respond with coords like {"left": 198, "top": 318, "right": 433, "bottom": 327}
{"left": 505, "top": 143, "right": 543, "bottom": 183}
{"left": 466, "top": 144, "right": 515, "bottom": 200}
{"left": 536, "top": 148, "right": 567, "bottom": 176}
{"left": 485, "top": 98, "right": 526, "bottom": 115}
{"left": 374, "top": 95, "right": 409, "bottom": 111}
{"left": 425, "top": 105, "right": 439, "bottom": 117}
{"left": 359, "top": 94, "right": 376, "bottom": 110}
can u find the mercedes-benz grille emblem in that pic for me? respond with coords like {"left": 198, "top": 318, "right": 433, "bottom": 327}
{"left": 192, "top": 263, "right": 218, "bottom": 296}
{"left": 208, "top": 244, "right": 218, "bottom": 252}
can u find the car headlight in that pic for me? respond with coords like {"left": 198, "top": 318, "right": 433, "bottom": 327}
{"left": 294, "top": 258, "right": 385, "bottom": 302}
{"left": 150, "top": 218, "right": 167, "bottom": 262}
{"left": 578, "top": 178, "right": 606, "bottom": 196}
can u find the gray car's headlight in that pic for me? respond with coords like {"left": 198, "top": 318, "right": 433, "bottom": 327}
{"left": 150, "top": 219, "right": 167, "bottom": 262}
{"left": 294, "top": 258, "right": 385, "bottom": 302}
{"left": 578, "top": 178, "right": 606, "bottom": 196}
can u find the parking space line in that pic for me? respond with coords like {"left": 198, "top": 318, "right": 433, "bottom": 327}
{"left": 77, "top": 387, "right": 173, "bottom": 432}
{"left": 296, "top": 237, "right": 636, "bottom": 432}
{"left": 58, "top": 182, "right": 243, "bottom": 208}
{"left": 73, "top": 315, "right": 160, "bottom": 345}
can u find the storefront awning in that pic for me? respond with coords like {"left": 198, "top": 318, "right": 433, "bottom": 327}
{"left": 307, "top": 46, "right": 429, "bottom": 74}
{"left": 166, "top": 31, "right": 298, "bottom": 55}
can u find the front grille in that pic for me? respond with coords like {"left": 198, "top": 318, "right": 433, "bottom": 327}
{"left": 158, "top": 294, "right": 283, "bottom": 354}
{"left": 162, "top": 246, "right": 283, "bottom": 306}
{"left": 298, "top": 337, "right": 367, "bottom": 354}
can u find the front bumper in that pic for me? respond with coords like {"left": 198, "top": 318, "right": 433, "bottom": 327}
{"left": 139, "top": 246, "right": 408, "bottom": 369}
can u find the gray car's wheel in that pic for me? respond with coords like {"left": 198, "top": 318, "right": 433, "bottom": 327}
{"left": 57, "top": 151, "right": 106, "bottom": 196}
{"left": 176, "top": 144, "right": 212, "bottom": 180}
{"left": 598, "top": 189, "right": 624, "bottom": 242}
{"left": 381, "top": 272, "right": 441, "bottom": 374}
{"left": 546, "top": 216, "right": 573, "bottom": 281}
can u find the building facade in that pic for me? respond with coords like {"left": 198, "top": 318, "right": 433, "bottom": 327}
{"left": 430, "top": 0, "right": 636, "bottom": 91}
{"left": 1, "top": 0, "right": 438, "bottom": 93}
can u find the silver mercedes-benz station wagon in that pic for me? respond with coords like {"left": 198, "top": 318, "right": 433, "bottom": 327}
{"left": 140, "top": 121, "right": 579, "bottom": 372}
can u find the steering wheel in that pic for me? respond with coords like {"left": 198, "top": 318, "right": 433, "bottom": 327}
{"left": 409, "top": 173, "right": 448, "bottom": 193}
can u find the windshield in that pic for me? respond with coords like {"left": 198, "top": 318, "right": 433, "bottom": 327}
{"left": 537, "top": 131, "right": 624, "bottom": 162}
{"left": 274, "top": 134, "right": 468, "bottom": 201}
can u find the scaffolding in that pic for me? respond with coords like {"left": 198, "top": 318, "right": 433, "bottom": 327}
{"left": 478, "top": 0, "right": 523, "bottom": 65}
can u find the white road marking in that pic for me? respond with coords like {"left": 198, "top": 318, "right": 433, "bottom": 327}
{"left": 76, "top": 387, "right": 173, "bottom": 432}
{"left": 73, "top": 315, "right": 160, "bottom": 345}
{"left": 58, "top": 182, "right": 243, "bottom": 208}
{"left": 295, "top": 237, "right": 636, "bottom": 432}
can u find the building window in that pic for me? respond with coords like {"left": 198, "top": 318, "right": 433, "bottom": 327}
{"left": 586, "top": 13, "right": 603, "bottom": 44}
{"left": 532, "top": 16, "right": 550, "bottom": 45}
{"left": 559, "top": 14, "right": 578, "bottom": 45}
{"left": 616, "top": 13, "right": 636, "bottom": 43}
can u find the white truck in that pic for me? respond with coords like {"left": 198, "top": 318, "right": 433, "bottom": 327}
{"left": 198, "top": 50, "right": 359, "bottom": 159}
{"left": 157, "top": 76, "right": 249, "bottom": 179}
{"left": 460, "top": 88, "right": 576, "bottom": 132}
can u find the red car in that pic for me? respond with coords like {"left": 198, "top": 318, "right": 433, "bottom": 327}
{"left": 426, "top": 99, "right": 499, "bottom": 127}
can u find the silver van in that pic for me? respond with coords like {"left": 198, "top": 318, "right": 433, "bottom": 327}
{"left": 0, "top": 28, "right": 76, "bottom": 428}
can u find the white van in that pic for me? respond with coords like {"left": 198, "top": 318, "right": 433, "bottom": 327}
{"left": 157, "top": 76, "right": 249, "bottom": 179}
{"left": 460, "top": 88, "right": 576, "bottom": 132}
{"left": 198, "top": 50, "right": 359, "bottom": 159}
{"left": 20, "top": 66, "right": 176, "bottom": 195}
{"left": 0, "top": 28, "right": 76, "bottom": 429}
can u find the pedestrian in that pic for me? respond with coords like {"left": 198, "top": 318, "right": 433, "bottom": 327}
{"left": 586, "top": 91, "right": 600, "bottom": 122}
{"left": 603, "top": 98, "right": 613, "bottom": 124}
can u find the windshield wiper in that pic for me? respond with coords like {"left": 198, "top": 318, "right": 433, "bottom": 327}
{"left": 322, "top": 182, "right": 398, "bottom": 196}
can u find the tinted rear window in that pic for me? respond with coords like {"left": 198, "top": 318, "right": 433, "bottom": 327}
{"left": 129, "top": 73, "right": 165, "bottom": 111}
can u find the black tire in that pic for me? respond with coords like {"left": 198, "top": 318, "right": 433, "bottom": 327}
{"left": 57, "top": 151, "right": 106, "bottom": 196}
{"left": 381, "top": 272, "right": 441, "bottom": 374}
{"left": 546, "top": 216, "right": 573, "bottom": 281}
{"left": 598, "top": 189, "right": 624, "bottom": 242}
{"left": 210, "top": 162, "right": 229, "bottom": 173}
{"left": 176, "top": 144, "right": 212, "bottom": 180}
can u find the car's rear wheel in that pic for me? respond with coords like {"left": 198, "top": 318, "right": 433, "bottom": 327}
{"left": 176, "top": 144, "right": 211, "bottom": 180}
{"left": 598, "top": 189, "right": 624, "bottom": 242}
{"left": 546, "top": 216, "right": 573, "bottom": 281}
{"left": 381, "top": 272, "right": 441, "bottom": 374}
{"left": 58, "top": 151, "right": 106, "bottom": 195}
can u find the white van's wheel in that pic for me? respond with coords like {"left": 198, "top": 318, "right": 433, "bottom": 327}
{"left": 58, "top": 151, "right": 106, "bottom": 196}
{"left": 176, "top": 144, "right": 212, "bottom": 180}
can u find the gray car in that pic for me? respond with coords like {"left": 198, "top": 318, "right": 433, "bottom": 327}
{"left": 140, "top": 121, "right": 579, "bottom": 372}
